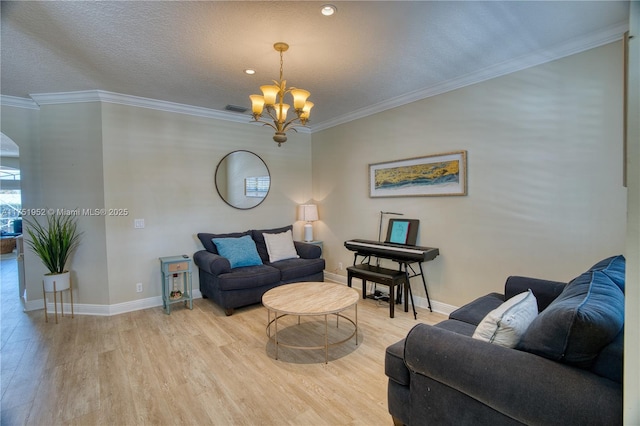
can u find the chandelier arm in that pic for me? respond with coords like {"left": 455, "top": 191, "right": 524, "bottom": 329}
{"left": 262, "top": 108, "right": 283, "bottom": 130}
{"left": 254, "top": 120, "right": 278, "bottom": 131}
{"left": 280, "top": 124, "right": 299, "bottom": 135}
{"left": 281, "top": 120, "right": 304, "bottom": 133}
{"left": 263, "top": 106, "right": 278, "bottom": 121}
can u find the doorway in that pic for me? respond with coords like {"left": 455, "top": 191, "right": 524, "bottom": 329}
{"left": 0, "top": 133, "right": 24, "bottom": 304}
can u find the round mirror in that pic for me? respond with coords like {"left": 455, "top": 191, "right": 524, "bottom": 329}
{"left": 215, "top": 150, "right": 271, "bottom": 209}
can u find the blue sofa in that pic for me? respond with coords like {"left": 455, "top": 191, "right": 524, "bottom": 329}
{"left": 194, "top": 225, "right": 325, "bottom": 315}
{"left": 385, "top": 255, "right": 625, "bottom": 425}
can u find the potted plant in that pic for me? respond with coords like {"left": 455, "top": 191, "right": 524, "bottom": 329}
{"left": 23, "top": 212, "right": 82, "bottom": 292}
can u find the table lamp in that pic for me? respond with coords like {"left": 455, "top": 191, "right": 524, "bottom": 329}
{"left": 298, "top": 204, "right": 319, "bottom": 242}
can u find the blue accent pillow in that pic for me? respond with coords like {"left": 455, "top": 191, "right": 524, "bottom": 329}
{"left": 588, "top": 255, "right": 625, "bottom": 293}
{"left": 212, "top": 235, "right": 263, "bottom": 269}
{"left": 518, "top": 270, "right": 624, "bottom": 368}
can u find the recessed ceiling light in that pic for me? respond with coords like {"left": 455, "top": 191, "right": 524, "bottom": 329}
{"left": 321, "top": 4, "right": 336, "bottom": 16}
{"left": 244, "top": 69, "right": 256, "bottom": 75}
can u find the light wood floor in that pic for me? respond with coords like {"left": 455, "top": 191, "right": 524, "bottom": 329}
{"left": 0, "top": 255, "right": 446, "bottom": 425}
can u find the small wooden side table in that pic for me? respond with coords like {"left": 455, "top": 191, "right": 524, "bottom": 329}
{"left": 159, "top": 255, "right": 193, "bottom": 314}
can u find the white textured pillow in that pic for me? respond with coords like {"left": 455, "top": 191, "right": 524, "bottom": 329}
{"left": 472, "top": 289, "right": 538, "bottom": 348}
{"left": 263, "top": 230, "right": 300, "bottom": 263}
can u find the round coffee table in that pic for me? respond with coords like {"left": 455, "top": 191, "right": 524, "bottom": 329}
{"left": 262, "top": 282, "right": 359, "bottom": 363}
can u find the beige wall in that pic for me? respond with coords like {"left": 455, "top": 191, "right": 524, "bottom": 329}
{"left": 2, "top": 102, "right": 312, "bottom": 307}
{"left": 33, "top": 103, "right": 110, "bottom": 305}
{"left": 1, "top": 103, "right": 111, "bottom": 305}
{"left": 624, "top": 1, "right": 639, "bottom": 421}
{"left": 312, "top": 42, "right": 627, "bottom": 308}
{"left": 100, "top": 104, "right": 313, "bottom": 305}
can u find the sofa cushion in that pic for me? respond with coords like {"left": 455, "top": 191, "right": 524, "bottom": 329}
{"left": 198, "top": 231, "right": 250, "bottom": 254}
{"left": 449, "top": 292, "right": 505, "bottom": 326}
{"left": 212, "top": 235, "right": 263, "bottom": 268}
{"left": 252, "top": 225, "right": 294, "bottom": 262}
{"left": 472, "top": 290, "right": 538, "bottom": 348}
{"left": 264, "top": 229, "right": 300, "bottom": 263}
{"left": 588, "top": 255, "right": 625, "bottom": 293}
{"left": 268, "top": 257, "right": 325, "bottom": 282}
{"left": 518, "top": 270, "right": 624, "bottom": 368}
{"left": 217, "top": 264, "right": 281, "bottom": 291}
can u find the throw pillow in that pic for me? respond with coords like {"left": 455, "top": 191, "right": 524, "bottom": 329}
{"left": 472, "top": 289, "right": 538, "bottom": 348}
{"left": 212, "top": 235, "right": 263, "bottom": 269}
{"left": 517, "top": 270, "right": 624, "bottom": 368}
{"left": 588, "top": 255, "right": 625, "bottom": 293}
{"left": 263, "top": 230, "right": 300, "bottom": 263}
{"left": 198, "top": 231, "right": 250, "bottom": 254}
{"left": 251, "top": 225, "right": 294, "bottom": 261}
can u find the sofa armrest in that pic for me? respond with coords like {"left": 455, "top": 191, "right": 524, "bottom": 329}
{"left": 404, "top": 323, "right": 621, "bottom": 425}
{"left": 504, "top": 275, "right": 566, "bottom": 311}
{"left": 193, "top": 250, "right": 231, "bottom": 276}
{"left": 294, "top": 241, "right": 321, "bottom": 259}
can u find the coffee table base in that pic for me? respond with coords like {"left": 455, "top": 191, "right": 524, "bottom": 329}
{"left": 266, "top": 307, "right": 358, "bottom": 364}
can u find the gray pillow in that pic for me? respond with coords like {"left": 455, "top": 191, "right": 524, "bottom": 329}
{"left": 517, "top": 270, "right": 624, "bottom": 368}
{"left": 198, "top": 231, "right": 250, "bottom": 254}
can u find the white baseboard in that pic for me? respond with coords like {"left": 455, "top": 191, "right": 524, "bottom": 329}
{"left": 23, "top": 271, "right": 459, "bottom": 318}
{"left": 25, "top": 290, "right": 203, "bottom": 316}
{"left": 324, "top": 271, "right": 458, "bottom": 317}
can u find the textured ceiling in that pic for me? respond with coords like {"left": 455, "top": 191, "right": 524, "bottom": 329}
{"left": 0, "top": 1, "right": 630, "bottom": 131}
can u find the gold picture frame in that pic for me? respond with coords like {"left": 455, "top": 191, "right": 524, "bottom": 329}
{"left": 369, "top": 151, "right": 467, "bottom": 197}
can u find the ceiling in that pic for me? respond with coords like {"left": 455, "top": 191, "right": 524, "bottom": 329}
{"left": 0, "top": 1, "right": 630, "bottom": 132}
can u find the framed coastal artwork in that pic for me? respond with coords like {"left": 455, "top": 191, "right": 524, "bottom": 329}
{"left": 369, "top": 151, "right": 467, "bottom": 197}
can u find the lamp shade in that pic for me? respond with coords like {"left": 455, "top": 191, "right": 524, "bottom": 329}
{"left": 291, "top": 89, "right": 311, "bottom": 109}
{"left": 260, "top": 85, "right": 279, "bottom": 105}
{"left": 250, "top": 94, "right": 265, "bottom": 114}
{"left": 298, "top": 204, "right": 318, "bottom": 222}
{"left": 276, "top": 103, "right": 290, "bottom": 122}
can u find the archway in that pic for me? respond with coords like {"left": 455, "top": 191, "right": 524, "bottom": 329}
{"left": 0, "top": 132, "right": 24, "bottom": 303}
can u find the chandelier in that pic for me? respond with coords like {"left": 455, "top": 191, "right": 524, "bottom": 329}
{"left": 249, "top": 42, "right": 313, "bottom": 146}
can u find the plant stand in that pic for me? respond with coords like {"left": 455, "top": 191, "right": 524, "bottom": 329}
{"left": 42, "top": 277, "right": 74, "bottom": 323}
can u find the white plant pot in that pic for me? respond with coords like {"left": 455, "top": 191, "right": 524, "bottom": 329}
{"left": 43, "top": 271, "right": 70, "bottom": 292}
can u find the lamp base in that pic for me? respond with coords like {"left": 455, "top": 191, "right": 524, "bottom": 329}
{"left": 303, "top": 223, "right": 314, "bottom": 242}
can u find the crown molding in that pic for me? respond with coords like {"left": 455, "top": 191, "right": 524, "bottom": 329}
{"left": 310, "top": 22, "right": 628, "bottom": 132}
{"left": 29, "top": 90, "right": 252, "bottom": 123}
{"left": 0, "top": 95, "right": 39, "bottom": 110}
{"left": 13, "top": 90, "right": 312, "bottom": 133}
{"left": 30, "top": 90, "right": 102, "bottom": 105}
